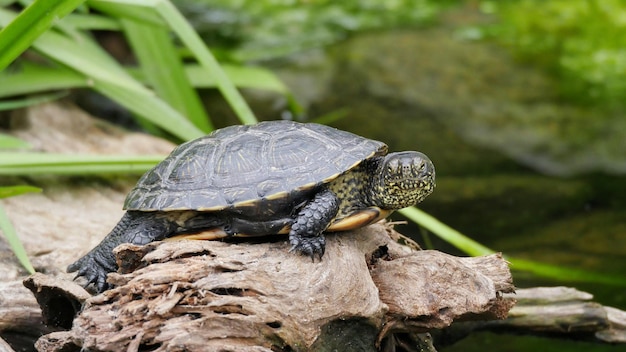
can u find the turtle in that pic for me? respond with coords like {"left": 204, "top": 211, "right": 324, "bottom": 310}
{"left": 68, "top": 120, "right": 435, "bottom": 292}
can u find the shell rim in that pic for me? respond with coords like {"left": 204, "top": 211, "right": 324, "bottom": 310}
{"left": 124, "top": 147, "right": 385, "bottom": 212}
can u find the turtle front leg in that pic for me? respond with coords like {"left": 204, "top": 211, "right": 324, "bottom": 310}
{"left": 289, "top": 188, "right": 339, "bottom": 260}
{"left": 67, "top": 211, "right": 177, "bottom": 293}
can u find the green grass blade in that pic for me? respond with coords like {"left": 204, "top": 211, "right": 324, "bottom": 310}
{"left": 0, "top": 203, "right": 36, "bottom": 274}
{"left": 0, "top": 92, "right": 68, "bottom": 110}
{"left": 0, "top": 63, "right": 87, "bottom": 98}
{"left": 0, "top": 185, "right": 41, "bottom": 198}
{"left": 185, "top": 64, "right": 289, "bottom": 93}
{"left": 26, "top": 20, "right": 204, "bottom": 140}
{"left": 63, "top": 13, "right": 120, "bottom": 30}
{"left": 0, "top": 0, "right": 85, "bottom": 71}
{"left": 93, "top": 0, "right": 258, "bottom": 125}
{"left": 509, "top": 257, "right": 626, "bottom": 287}
{"left": 93, "top": 79, "right": 204, "bottom": 140}
{"left": 186, "top": 63, "right": 304, "bottom": 117}
{"left": 0, "top": 152, "right": 164, "bottom": 175}
{"left": 154, "top": 0, "right": 257, "bottom": 125}
{"left": 121, "top": 18, "right": 212, "bottom": 131}
{"left": 0, "top": 134, "right": 31, "bottom": 149}
{"left": 29, "top": 22, "right": 146, "bottom": 89}
{"left": 87, "top": 0, "right": 166, "bottom": 27}
{"left": 398, "top": 206, "right": 494, "bottom": 256}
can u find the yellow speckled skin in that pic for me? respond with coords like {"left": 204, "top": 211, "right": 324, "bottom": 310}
{"left": 328, "top": 151, "right": 435, "bottom": 227}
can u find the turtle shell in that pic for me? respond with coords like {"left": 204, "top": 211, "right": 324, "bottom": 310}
{"left": 124, "top": 121, "right": 387, "bottom": 212}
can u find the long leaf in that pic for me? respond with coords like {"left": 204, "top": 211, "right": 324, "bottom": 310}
{"left": 185, "top": 64, "right": 290, "bottom": 93}
{"left": 0, "top": 63, "right": 86, "bottom": 98}
{"left": 0, "top": 134, "right": 31, "bottom": 149}
{"left": 32, "top": 18, "right": 204, "bottom": 140}
{"left": 509, "top": 257, "right": 626, "bottom": 287}
{"left": 121, "top": 18, "right": 212, "bottom": 131}
{"left": 63, "top": 12, "right": 121, "bottom": 30}
{"left": 0, "top": 0, "right": 85, "bottom": 71}
{"left": 155, "top": 0, "right": 257, "bottom": 125}
{"left": 0, "top": 185, "right": 41, "bottom": 199}
{"left": 399, "top": 206, "right": 494, "bottom": 256}
{"left": 0, "top": 92, "right": 68, "bottom": 111}
{"left": 86, "top": 0, "right": 165, "bottom": 27}
{"left": 0, "top": 203, "right": 35, "bottom": 274}
{"left": 93, "top": 79, "right": 205, "bottom": 140}
{"left": 0, "top": 152, "right": 164, "bottom": 175}
{"left": 91, "top": 0, "right": 258, "bottom": 125}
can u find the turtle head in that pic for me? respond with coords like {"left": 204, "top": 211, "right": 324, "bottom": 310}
{"left": 373, "top": 151, "right": 435, "bottom": 210}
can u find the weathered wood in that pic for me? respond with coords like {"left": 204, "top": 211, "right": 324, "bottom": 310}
{"left": 0, "top": 281, "right": 45, "bottom": 334}
{"left": 23, "top": 273, "right": 91, "bottom": 330}
{"left": 436, "top": 286, "right": 626, "bottom": 346}
{"left": 500, "top": 287, "right": 626, "bottom": 343}
{"left": 33, "top": 332, "right": 76, "bottom": 352}
{"left": 372, "top": 251, "right": 515, "bottom": 339}
{"left": 0, "top": 336, "right": 16, "bottom": 352}
{"left": 0, "top": 276, "right": 88, "bottom": 352}
{"left": 599, "top": 307, "right": 626, "bottom": 343}
{"left": 31, "top": 223, "right": 514, "bottom": 352}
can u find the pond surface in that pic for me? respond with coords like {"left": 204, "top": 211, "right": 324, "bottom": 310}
{"left": 238, "top": 11, "right": 626, "bottom": 352}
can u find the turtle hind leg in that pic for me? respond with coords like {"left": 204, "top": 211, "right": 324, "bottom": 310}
{"left": 67, "top": 211, "right": 177, "bottom": 293}
{"left": 289, "top": 188, "right": 339, "bottom": 260}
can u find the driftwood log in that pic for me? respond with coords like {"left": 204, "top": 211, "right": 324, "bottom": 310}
{"left": 501, "top": 287, "right": 626, "bottom": 342}
{"left": 435, "top": 286, "right": 626, "bottom": 346}
{"left": 28, "top": 223, "right": 514, "bottom": 352}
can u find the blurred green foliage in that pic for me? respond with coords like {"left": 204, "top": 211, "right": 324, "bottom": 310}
{"left": 488, "top": 0, "right": 626, "bottom": 108}
{"left": 175, "top": 0, "right": 441, "bottom": 61}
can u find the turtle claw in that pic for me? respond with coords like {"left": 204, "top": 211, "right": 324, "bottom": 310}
{"left": 289, "top": 235, "right": 325, "bottom": 261}
{"left": 67, "top": 252, "right": 114, "bottom": 293}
